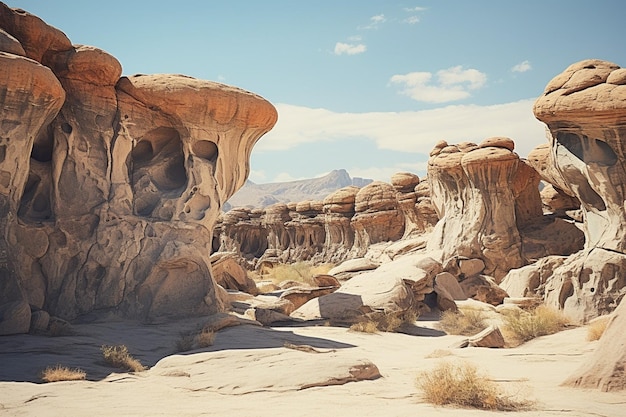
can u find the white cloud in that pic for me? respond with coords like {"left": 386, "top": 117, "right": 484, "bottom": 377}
{"left": 390, "top": 66, "right": 487, "bottom": 103}
{"left": 347, "top": 35, "right": 362, "bottom": 41}
{"left": 360, "top": 14, "right": 386, "bottom": 29}
{"left": 334, "top": 42, "right": 367, "bottom": 55}
{"left": 257, "top": 100, "right": 548, "bottom": 162}
{"left": 403, "top": 16, "right": 420, "bottom": 24}
{"left": 512, "top": 60, "right": 532, "bottom": 73}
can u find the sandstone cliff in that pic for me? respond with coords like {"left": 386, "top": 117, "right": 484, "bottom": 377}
{"left": 0, "top": 3, "right": 277, "bottom": 333}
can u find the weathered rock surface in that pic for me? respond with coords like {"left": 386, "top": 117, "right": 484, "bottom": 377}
{"left": 0, "top": 5, "right": 277, "bottom": 328}
{"left": 531, "top": 59, "right": 626, "bottom": 322}
{"left": 391, "top": 172, "right": 438, "bottom": 238}
{"left": 564, "top": 296, "right": 626, "bottom": 391}
{"left": 426, "top": 138, "right": 534, "bottom": 279}
{"left": 350, "top": 181, "right": 404, "bottom": 258}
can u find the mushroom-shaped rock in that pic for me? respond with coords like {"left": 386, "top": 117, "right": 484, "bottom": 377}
{"left": 350, "top": 181, "right": 404, "bottom": 257}
{"left": 427, "top": 139, "right": 542, "bottom": 279}
{"left": 321, "top": 186, "right": 358, "bottom": 262}
{"left": 532, "top": 59, "right": 626, "bottom": 322}
{"left": 0, "top": 4, "right": 278, "bottom": 324}
{"left": 391, "top": 172, "right": 436, "bottom": 238}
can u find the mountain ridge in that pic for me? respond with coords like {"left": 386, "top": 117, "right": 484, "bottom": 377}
{"left": 224, "top": 169, "right": 372, "bottom": 210}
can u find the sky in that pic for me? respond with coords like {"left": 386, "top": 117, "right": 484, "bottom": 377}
{"left": 13, "top": 0, "right": 626, "bottom": 183}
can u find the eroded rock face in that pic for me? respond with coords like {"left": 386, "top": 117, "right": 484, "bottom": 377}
{"left": 350, "top": 181, "right": 404, "bottom": 257}
{"left": 0, "top": 5, "right": 277, "bottom": 325}
{"left": 391, "top": 173, "right": 438, "bottom": 238}
{"left": 426, "top": 138, "right": 539, "bottom": 279}
{"left": 532, "top": 59, "right": 626, "bottom": 321}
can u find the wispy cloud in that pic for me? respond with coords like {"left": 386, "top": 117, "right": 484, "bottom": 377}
{"left": 390, "top": 66, "right": 487, "bottom": 103}
{"left": 334, "top": 42, "right": 367, "bottom": 55}
{"left": 403, "top": 16, "right": 420, "bottom": 24}
{"left": 360, "top": 14, "right": 386, "bottom": 30}
{"left": 512, "top": 60, "right": 532, "bottom": 73}
{"left": 404, "top": 6, "right": 427, "bottom": 12}
{"left": 258, "top": 100, "right": 547, "bottom": 161}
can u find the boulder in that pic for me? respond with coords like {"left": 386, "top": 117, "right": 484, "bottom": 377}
{"left": 210, "top": 252, "right": 258, "bottom": 295}
{"left": 468, "top": 325, "right": 505, "bottom": 348}
{"left": 291, "top": 267, "right": 415, "bottom": 321}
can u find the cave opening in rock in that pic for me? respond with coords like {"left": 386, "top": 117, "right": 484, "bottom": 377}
{"left": 192, "top": 140, "right": 218, "bottom": 163}
{"left": 130, "top": 127, "right": 187, "bottom": 219}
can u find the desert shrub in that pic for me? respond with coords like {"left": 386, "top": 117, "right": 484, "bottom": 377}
{"left": 416, "top": 361, "right": 532, "bottom": 411}
{"left": 437, "top": 309, "right": 488, "bottom": 336}
{"left": 349, "top": 320, "right": 380, "bottom": 333}
{"left": 586, "top": 316, "right": 611, "bottom": 341}
{"left": 175, "top": 329, "right": 216, "bottom": 352}
{"left": 101, "top": 345, "right": 146, "bottom": 372}
{"left": 349, "top": 309, "right": 419, "bottom": 333}
{"left": 502, "top": 305, "right": 570, "bottom": 344}
{"left": 262, "top": 262, "right": 334, "bottom": 286}
{"left": 41, "top": 365, "right": 86, "bottom": 383}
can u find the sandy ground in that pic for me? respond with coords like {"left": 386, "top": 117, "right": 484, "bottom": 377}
{"left": 0, "top": 313, "right": 624, "bottom": 417}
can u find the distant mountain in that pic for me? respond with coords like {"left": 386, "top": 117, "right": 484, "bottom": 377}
{"left": 224, "top": 169, "right": 372, "bottom": 210}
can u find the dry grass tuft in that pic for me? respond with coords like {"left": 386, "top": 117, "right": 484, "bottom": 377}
{"left": 349, "top": 320, "right": 380, "bottom": 333}
{"left": 425, "top": 349, "right": 454, "bottom": 359}
{"left": 586, "top": 316, "right": 611, "bottom": 341}
{"left": 175, "top": 329, "right": 216, "bottom": 352}
{"left": 437, "top": 309, "right": 489, "bottom": 336}
{"left": 416, "top": 360, "right": 533, "bottom": 411}
{"left": 349, "top": 309, "right": 419, "bottom": 333}
{"left": 502, "top": 305, "right": 570, "bottom": 345}
{"left": 261, "top": 262, "right": 334, "bottom": 287}
{"left": 41, "top": 365, "right": 86, "bottom": 383}
{"left": 101, "top": 345, "right": 146, "bottom": 372}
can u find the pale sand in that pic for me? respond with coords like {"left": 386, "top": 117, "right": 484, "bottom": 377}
{"left": 0, "top": 314, "right": 624, "bottom": 417}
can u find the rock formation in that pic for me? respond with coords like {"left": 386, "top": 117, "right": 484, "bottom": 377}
{"left": 0, "top": 4, "right": 277, "bottom": 332}
{"left": 427, "top": 138, "right": 536, "bottom": 279}
{"left": 391, "top": 172, "right": 438, "bottom": 239}
{"left": 350, "top": 181, "right": 404, "bottom": 258}
{"left": 563, "top": 296, "right": 626, "bottom": 391}
{"left": 530, "top": 59, "right": 626, "bottom": 322}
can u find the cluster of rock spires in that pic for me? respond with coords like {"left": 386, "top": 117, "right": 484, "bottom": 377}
{"left": 0, "top": 3, "right": 624, "bottom": 393}
{"left": 214, "top": 175, "right": 438, "bottom": 264}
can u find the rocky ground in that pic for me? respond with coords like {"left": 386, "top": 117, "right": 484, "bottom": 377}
{"left": 1, "top": 313, "right": 623, "bottom": 417}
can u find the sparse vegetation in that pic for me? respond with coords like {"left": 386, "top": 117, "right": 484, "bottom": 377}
{"left": 416, "top": 360, "right": 533, "bottom": 411}
{"left": 502, "top": 306, "right": 570, "bottom": 345}
{"left": 101, "top": 345, "right": 146, "bottom": 372}
{"left": 260, "top": 262, "right": 335, "bottom": 287}
{"left": 349, "top": 309, "right": 419, "bottom": 333}
{"left": 425, "top": 349, "right": 453, "bottom": 359}
{"left": 41, "top": 365, "right": 86, "bottom": 383}
{"left": 437, "top": 309, "right": 489, "bottom": 336}
{"left": 175, "top": 329, "right": 216, "bottom": 352}
{"left": 586, "top": 316, "right": 611, "bottom": 341}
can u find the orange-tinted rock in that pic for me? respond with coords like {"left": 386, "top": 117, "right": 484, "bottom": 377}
{"left": 0, "top": 4, "right": 277, "bottom": 326}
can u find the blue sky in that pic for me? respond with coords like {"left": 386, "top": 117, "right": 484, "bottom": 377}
{"left": 14, "top": 0, "right": 626, "bottom": 183}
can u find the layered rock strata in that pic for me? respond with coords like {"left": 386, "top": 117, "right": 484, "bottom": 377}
{"left": 0, "top": 4, "right": 277, "bottom": 331}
